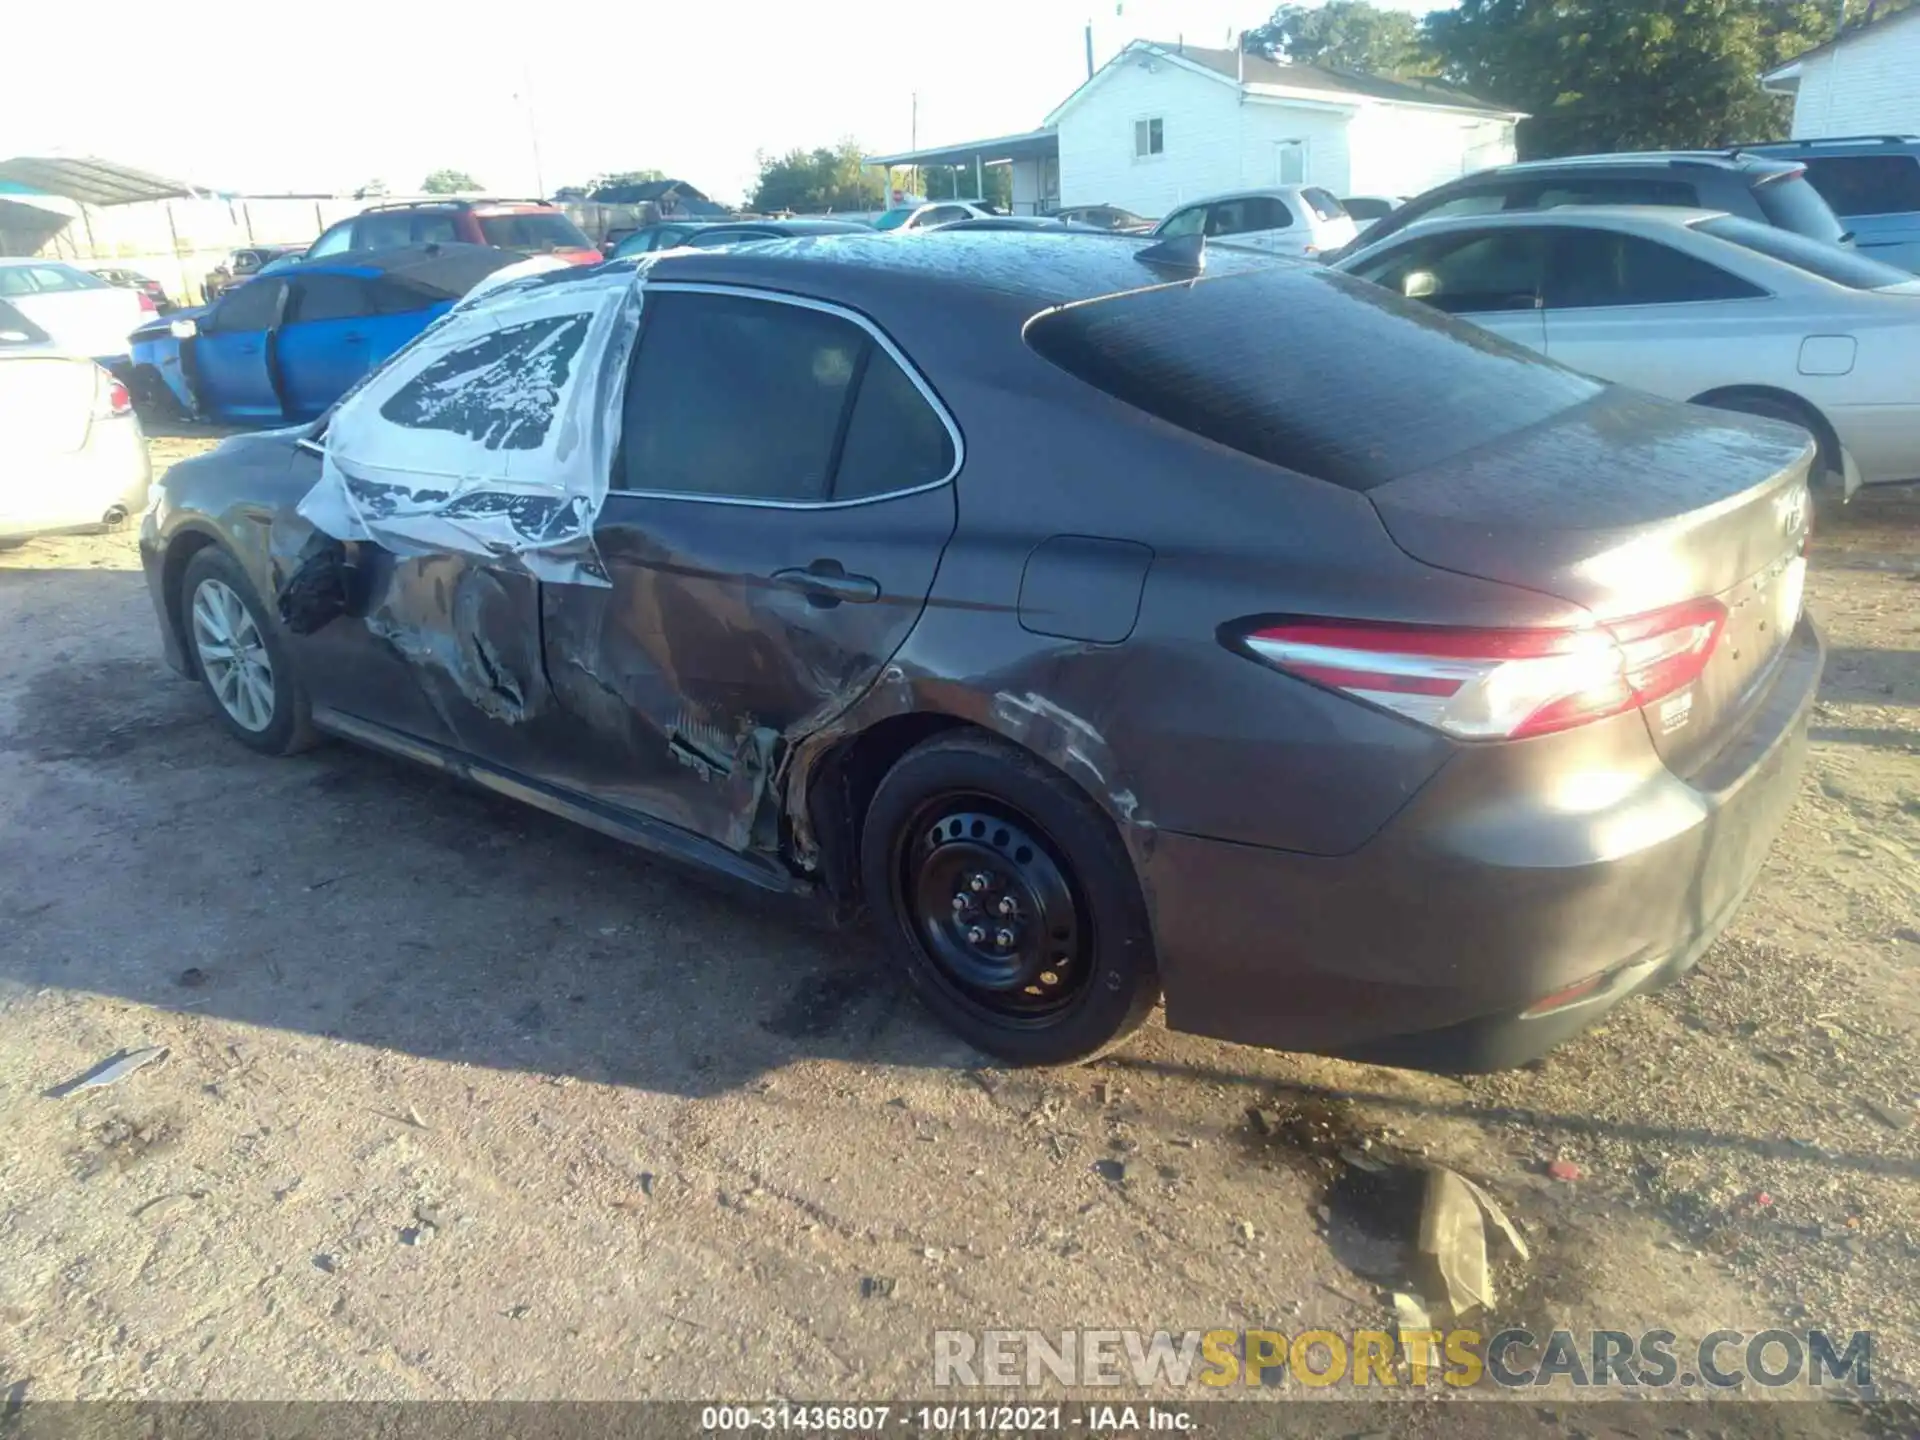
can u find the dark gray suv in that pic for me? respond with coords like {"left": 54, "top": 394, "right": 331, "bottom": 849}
{"left": 1742, "top": 136, "right": 1920, "bottom": 272}
{"left": 1333, "top": 150, "right": 1849, "bottom": 261}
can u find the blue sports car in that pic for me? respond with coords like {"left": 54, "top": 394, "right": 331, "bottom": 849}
{"left": 128, "top": 243, "right": 517, "bottom": 425}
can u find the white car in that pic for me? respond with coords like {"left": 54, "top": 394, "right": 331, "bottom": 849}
{"left": 871, "top": 201, "right": 1000, "bottom": 232}
{"left": 0, "top": 299, "right": 151, "bottom": 541}
{"left": 0, "top": 258, "right": 154, "bottom": 362}
{"left": 1336, "top": 205, "right": 1920, "bottom": 497}
{"left": 1152, "top": 186, "right": 1360, "bottom": 258}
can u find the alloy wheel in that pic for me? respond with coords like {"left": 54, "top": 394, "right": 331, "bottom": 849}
{"left": 190, "top": 577, "right": 276, "bottom": 733}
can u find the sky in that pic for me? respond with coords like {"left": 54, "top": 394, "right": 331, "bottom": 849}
{"left": 2, "top": 0, "right": 1439, "bottom": 206}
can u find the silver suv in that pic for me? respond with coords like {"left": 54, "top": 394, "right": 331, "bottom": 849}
{"left": 1743, "top": 136, "right": 1920, "bottom": 272}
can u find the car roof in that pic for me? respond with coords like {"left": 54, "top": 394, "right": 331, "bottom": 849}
{"left": 1383, "top": 205, "right": 1733, "bottom": 234}
{"left": 637, "top": 229, "right": 1281, "bottom": 310}
{"left": 1741, "top": 135, "right": 1919, "bottom": 154}
{"left": 258, "top": 242, "right": 513, "bottom": 294}
{"left": 711, "top": 219, "right": 869, "bottom": 234}
{"left": 1168, "top": 186, "right": 1317, "bottom": 209}
{"left": 1484, "top": 150, "right": 1797, "bottom": 177}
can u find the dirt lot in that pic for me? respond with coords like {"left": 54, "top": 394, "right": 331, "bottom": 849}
{"left": 0, "top": 430, "right": 1915, "bottom": 1407}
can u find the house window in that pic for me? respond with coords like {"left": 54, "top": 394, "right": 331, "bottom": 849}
{"left": 1134, "top": 117, "right": 1164, "bottom": 158}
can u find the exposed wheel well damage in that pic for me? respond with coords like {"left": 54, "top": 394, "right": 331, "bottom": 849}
{"left": 1691, "top": 385, "right": 1840, "bottom": 478}
{"left": 161, "top": 530, "right": 221, "bottom": 676}
{"left": 801, "top": 712, "right": 976, "bottom": 916}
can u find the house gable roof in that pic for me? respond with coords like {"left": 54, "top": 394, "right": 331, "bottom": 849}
{"left": 1045, "top": 40, "right": 1521, "bottom": 126}
{"left": 1765, "top": 3, "right": 1920, "bottom": 81}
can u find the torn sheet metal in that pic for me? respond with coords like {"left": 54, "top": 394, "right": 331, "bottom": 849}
{"left": 297, "top": 264, "right": 645, "bottom": 586}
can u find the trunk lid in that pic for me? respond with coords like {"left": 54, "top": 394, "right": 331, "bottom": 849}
{"left": 1367, "top": 387, "right": 1814, "bottom": 774}
{"left": 0, "top": 354, "right": 97, "bottom": 458}
{"left": 13, "top": 287, "right": 145, "bottom": 359}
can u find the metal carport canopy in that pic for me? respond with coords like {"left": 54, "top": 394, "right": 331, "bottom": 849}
{"left": 0, "top": 156, "right": 195, "bottom": 205}
{"left": 866, "top": 127, "right": 1058, "bottom": 169}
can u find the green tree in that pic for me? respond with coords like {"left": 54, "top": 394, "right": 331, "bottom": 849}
{"left": 422, "top": 168, "right": 481, "bottom": 194}
{"left": 1425, "top": 0, "right": 1835, "bottom": 157}
{"left": 1243, "top": 1, "right": 1426, "bottom": 73}
{"left": 749, "top": 140, "right": 884, "bottom": 214}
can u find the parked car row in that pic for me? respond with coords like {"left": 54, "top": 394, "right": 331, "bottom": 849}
{"left": 1335, "top": 204, "right": 1920, "bottom": 500}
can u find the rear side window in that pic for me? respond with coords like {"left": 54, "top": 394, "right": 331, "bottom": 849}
{"left": 369, "top": 280, "right": 435, "bottom": 314}
{"left": 356, "top": 211, "right": 415, "bottom": 250}
{"left": 1352, "top": 228, "right": 1547, "bottom": 314}
{"left": 1156, "top": 206, "right": 1206, "bottom": 238}
{"left": 476, "top": 212, "right": 593, "bottom": 251}
{"left": 0, "top": 297, "right": 50, "bottom": 343}
{"left": 12, "top": 264, "right": 107, "bottom": 293}
{"left": 1695, "top": 215, "right": 1915, "bottom": 289}
{"left": 619, "top": 291, "right": 952, "bottom": 502}
{"left": 835, "top": 348, "right": 956, "bottom": 499}
{"left": 1752, "top": 173, "right": 1848, "bottom": 244}
{"left": 304, "top": 221, "right": 355, "bottom": 259}
{"left": 413, "top": 212, "right": 461, "bottom": 244}
{"left": 287, "top": 274, "right": 373, "bottom": 323}
{"left": 1546, "top": 229, "right": 1765, "bottom": 307}
{"left": 1301, "top": 188, "right": 1347, "bottom": 221}
{"left": 1209, "top": 196, "right": 1292, "bottom": 235}
{"left": 1799, "top": 154, "right": 1920, "bottom": 217}
{"left": 210, "top": 278, "right": 286, "bottom": 332}
{"left": 1025, "top": 265, "right": 1601, "bottom": 492}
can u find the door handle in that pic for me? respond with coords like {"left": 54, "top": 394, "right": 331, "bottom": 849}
{"left": 770, "top": 560, "right": 880, "bottom": 607}
{"left": 342, "top": 332, "right": 367, "bottom": 342}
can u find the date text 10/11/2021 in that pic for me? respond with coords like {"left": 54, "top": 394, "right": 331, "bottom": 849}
{"left": 699, "top": 1405, "right": 1195, "bottom": 1432}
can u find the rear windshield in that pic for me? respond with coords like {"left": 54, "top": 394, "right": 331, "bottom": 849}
{"left": 0, "top": 297, "right": 51, "bottom": 344}
{"left": 477, "top": 211, "right": 592, "bottom": 252}
{"left": 1752, "top": 172, "right": 1849, "bottom": 245}
{"left": 1302, "top": 188, "right": 1348, "bottom": 222}
{"left": 1799, "top": 153, "right": 1920, "bottom": 217}
{"left": 1695, "top": 215, "right": 1913, "bottom": 289}
{"left": 1025, "top": 265, "right": 1602, "bottom": 492}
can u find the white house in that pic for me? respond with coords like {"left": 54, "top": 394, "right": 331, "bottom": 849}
{"left": 869, "top": 40, "right": 1521, "bottom": 219}
{"left": 1762, "top": 6, "right": 1920, "bottom": 137}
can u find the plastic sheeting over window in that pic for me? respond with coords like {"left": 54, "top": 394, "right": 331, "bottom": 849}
{"left": 297, "top": 265, "right": 644, "bottom": 586}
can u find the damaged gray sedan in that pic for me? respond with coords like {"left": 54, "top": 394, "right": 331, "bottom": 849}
{"left": 141, "top": 231, "right": 1822, "bottom": 1072}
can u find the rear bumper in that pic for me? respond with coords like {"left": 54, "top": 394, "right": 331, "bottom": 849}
{"left": 1144, "top": 616, "right": 1823, "bottom": 1072}
{"left": 0, "top": 416, "right": 150, "bottom": 541}
{"left": 1829, "top": 403, "right": 1920, "bottom": 488}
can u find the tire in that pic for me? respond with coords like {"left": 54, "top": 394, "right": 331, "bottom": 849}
{"left": 129, "top": 365, "right": 187, "bottom": 423}
{"left": 180, "top": 546, "right": 318, "bottom": 756}
{"left": 861, "top": 730, "right": 1160, "bottom": 1066}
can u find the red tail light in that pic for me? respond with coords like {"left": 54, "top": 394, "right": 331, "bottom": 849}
{"left": 91, "top": 366, "right": 133, "bottom": 419}
{"left": 1241, "top": 598, "right": 1727, "bottom": 740}
{"left": 137, "top": 291, "right": 157, "bottom": 313}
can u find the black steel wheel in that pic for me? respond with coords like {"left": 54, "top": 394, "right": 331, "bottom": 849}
{"left": 862, "top": 731, "right": 1159, "bottom": 1065}
{"left": 903, "top": 798, "right": 1090, "bottom": 1018}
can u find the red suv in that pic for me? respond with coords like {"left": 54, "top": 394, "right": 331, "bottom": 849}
{"left": 303, "top": 200, "right": 601, "bottom": 265}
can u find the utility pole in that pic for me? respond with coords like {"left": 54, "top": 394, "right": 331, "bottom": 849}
{"left": 911, "top": 92, "right": 919, "bottom": 203}
{"left": 522, "top": 60, "right": 547, "bottom": 199}
{"left": 1085, "top": 20, "right": 1094, "bottom": 79}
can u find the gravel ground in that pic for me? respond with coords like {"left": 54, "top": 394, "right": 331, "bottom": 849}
{"left": 0, "top": 429, "right": 1915, "bottom": 1409}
